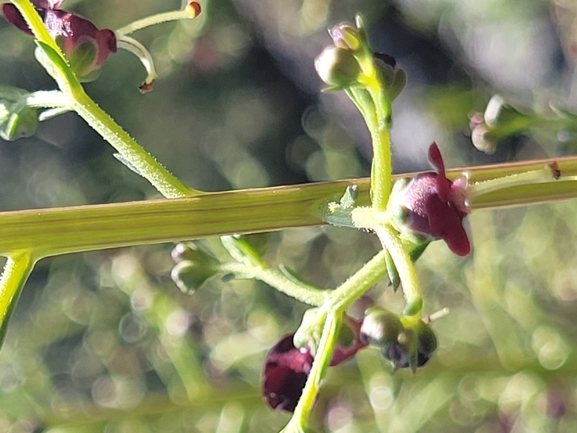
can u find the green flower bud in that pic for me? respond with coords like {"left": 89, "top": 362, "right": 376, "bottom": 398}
{"left": 170, "top": 242, "right": 220, "bottom": 294}
{"left": 359, "top": 307, "right": 403, "bottom": 350}
{"left": 315, "top": 46, "right": 361, "bottom": 88}
{"left": 361, "top": 308, "right": 438, "bottom": 372}
{"left": 329, "top": 23, "right": 362, "bottom": 50}
{"left": 0, "top": 86, "right": 39, "bottom": 141}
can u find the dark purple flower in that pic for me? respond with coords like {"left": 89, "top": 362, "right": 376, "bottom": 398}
{"left": 391, "top": 142, "right": 471, "bottom": 256}
{"left": 2, "top": 2, "right": 116, "bottom": 82}
{"left": 263, "top": 334, "right": 313, "bottom": 412}
{"left": 263, "top": 323, "right": 366, "bottom": 412}
{"left": 329, "top": 316, "right": 367, "bottom": 366}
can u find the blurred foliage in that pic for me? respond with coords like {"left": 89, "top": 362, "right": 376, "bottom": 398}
{"left": 1, "top": 0, "right": 577, "bottom": 432}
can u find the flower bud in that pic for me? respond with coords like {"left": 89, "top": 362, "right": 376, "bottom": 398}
{"left": 360, "top": 308, "right": 438, "bottom": 371}
{"left": 0, "top": 86, "right": 39, "bottom": 141}
{"left": 170, "top": 243, "right": 220, "bottom": 294}
{"left": 315, "top": 46, "right": 361, "bottom": 88}
{"left": 359, "top": 307, "right": 403, "bottom": 349}
{"left": 329, "top": 23, "right": 361, "bottom": 50}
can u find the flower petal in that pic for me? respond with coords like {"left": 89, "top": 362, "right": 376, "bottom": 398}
{"left": 428, "top": 142, "right": 452, "bottom": 202}
{"left": 425, "top": 194, "right": 471, "bottom": 256}
{"left": 262, "top": 334, "right": 313, "bottom": 412}
{"left": 2, "top": 4, "right": 33, "bottom": 35}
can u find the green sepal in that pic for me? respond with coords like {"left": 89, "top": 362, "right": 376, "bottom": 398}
{"left": 0, "top": 86, "right": 39, "bottom": 141}
{"left": 384, "top": 248, "right": 400, "bottom": 291}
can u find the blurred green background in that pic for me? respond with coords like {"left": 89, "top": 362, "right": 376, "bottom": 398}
{"left": 1, "top": 0, "right": 577, "bottom": 432}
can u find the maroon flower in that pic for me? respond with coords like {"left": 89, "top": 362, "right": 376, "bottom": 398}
{"left": 263, "top": 323, "right": 366, "bottom": 412}
{"left": 263, "top": 334, "right": 314, "bottom": 412}
{"left": 2, "top": 1, "right": 116, "bottom": 82}
{"left": 390, "top": 143, "right": 470, "bottom": 256}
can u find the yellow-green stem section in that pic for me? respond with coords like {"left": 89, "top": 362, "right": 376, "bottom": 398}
{"left": 291, "top": 311, "right": 341, "bottom": 430}
{"left": 12, "top": 0, "right": 197, "bottom": 199}
{"left": 0, "top": 179, "right": 371, "bottom": 258}
{"left": 367, "top": 81, "right": 393, "bottom": 212}
{"left": 0, "top": 253, "right": 37, "bottom": 342}
{"left": 377, "top": 225, "right": 422, "bottom": 316}
{"left": 0, "top": 152, "right": 575, "bottom": 259}
{"left": 69, "top": 91, "right": 192, "bottom": 198}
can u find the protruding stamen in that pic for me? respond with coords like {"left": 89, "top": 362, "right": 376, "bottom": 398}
{"left": 115, "top": 2, "right": 203, "bottom": 37}
{"left": 116, "top": 36, "right": 158, "bottom": 93}
{"left": 424, "top": 307, "right": 450, "bottom": 324}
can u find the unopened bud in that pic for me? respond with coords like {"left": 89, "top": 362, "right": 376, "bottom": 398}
{"left": 329, "top": 23, "right": 361, "bottom": 50}
{"left": 0, "top": 86, "right": 38, "bottom": 141}
{"left": 360, "top": 307, "right": 403, "bottom": 349}
{"left": 170, "top": 242, "right": 220, "bottom": 294}
{"left": 315, "top": 46, "right": 361, "bottom": 88}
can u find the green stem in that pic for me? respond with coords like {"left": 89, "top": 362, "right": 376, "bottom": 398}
{"left": 288, "top": 311, "right": 342, "bottom": 432}
{"left": 10, "top": 0, "right": 64, "bottom": 59}
{"left": 222, "top": 262, "right": 326, "bottom": 307}
{"left": 66, "top": 79, "right": 195, "bottom": 198}
{"left": 376, "top": 225, "right": 422, "bottom": 316}
{"left": 0, "top": 253, "right": 37, "bottom": 345}
{"left": 366, "top": 81, "right": 393, "bottom": 212}
{"left": 12, "top": 0, "right": 199, "bottom": 199}
{"left": 326, "top": 249, "right": 389, "bottom": 312}
{"left": 219, "top": 235, "right": 327, "bottom": 305}
{"left": 0, "top": 179, "right": 370, "bottom": 258}
{"left": 0, "top": 153, "right": 574, "bottom": 259}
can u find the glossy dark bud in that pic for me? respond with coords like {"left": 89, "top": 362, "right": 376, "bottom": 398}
{"left": 414, "top": 320, "right": 438, "bottom": 367}
{"left": 0, "top": 86, "right": 39, "bottom": 141}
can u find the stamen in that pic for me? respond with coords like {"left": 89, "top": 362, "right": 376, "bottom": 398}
{"left": 116, "top": 36, "right": 158, "bottom": 93}
{"left": 424, "top": 307, "right": 450, "bottom": 324}
{"left": 115, "top": 2, "right": 202, "bottom": 38}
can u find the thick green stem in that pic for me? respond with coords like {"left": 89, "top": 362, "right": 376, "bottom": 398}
{"left": 0, "top": 179, "right": 370, "bottom": 258}
{"left": 0, "top": 153, "right": 574, "bottom": 259}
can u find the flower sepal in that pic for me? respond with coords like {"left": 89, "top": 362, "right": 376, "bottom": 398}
{"left": 170, "top": 242, "right": 221, "bottom": 294}
{"left": 0, "top": 86, "right": 39, "bottom": 141}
